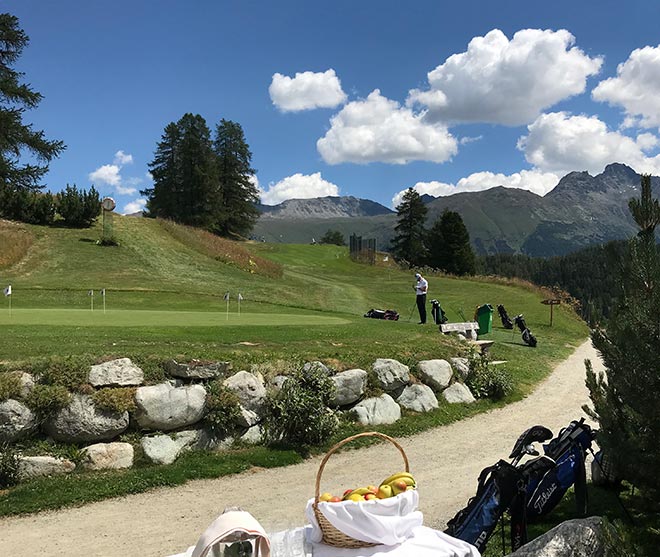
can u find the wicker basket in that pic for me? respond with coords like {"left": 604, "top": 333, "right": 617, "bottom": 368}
{"left": 312, "top": 431, "right": 410, "bottom": 548}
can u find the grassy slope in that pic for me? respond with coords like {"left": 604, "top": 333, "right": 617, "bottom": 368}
{"left": 0, "top": 216, "right": 593, "bottom": 516}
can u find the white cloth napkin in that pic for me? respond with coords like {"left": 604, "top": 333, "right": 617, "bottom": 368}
{"left": 305, "top": 490, "right": 423, "bottom": 546}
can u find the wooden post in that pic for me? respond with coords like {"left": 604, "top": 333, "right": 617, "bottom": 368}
{"left": 541, "top": 299, "right": 561, "bottom": 326}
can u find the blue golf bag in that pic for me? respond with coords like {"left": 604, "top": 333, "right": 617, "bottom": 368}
{"left": 445, "top": 460, "right": 525, "bottom": 552}
{"left": 525, "top": 418, "right": 596, "bottom": 519}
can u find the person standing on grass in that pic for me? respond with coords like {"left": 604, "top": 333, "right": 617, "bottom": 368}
{"left": 414, "top": 272, "right": 428, "bottom": 324}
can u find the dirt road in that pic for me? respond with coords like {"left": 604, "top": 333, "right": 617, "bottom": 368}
{"left": 0, "top": 340, "right": 601, "bottom": 557}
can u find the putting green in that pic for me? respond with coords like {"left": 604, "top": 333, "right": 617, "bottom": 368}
{"left": 0, "top": 308, "right": 350, "bottom": 327}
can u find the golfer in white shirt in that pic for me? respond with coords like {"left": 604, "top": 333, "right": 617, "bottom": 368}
{"left": 414, "top": 273, "right": 428, "bottom": 324}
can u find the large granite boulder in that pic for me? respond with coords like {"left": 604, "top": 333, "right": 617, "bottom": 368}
{"left": 164, "top": 359, "right": 231, "bottom": 380}
{"left": 224, "top": 371, "right": 267, "bottom": 414}
{"left": 89, "top": 358, "right": 144, "bottom": 387}
{"left": 417, "top": 360, "right": 453, "bottom": 391}
{"left": 330, "top": 369, "right": 367, "bottom": 407}
{"left": 396, "top": 384, "right": 439, "bottom": 413}
{"left": 19, "top": 456, "right": 76, "bottom": 480}
{"left": 351, "top": 394, "right": 401, "bottom": 425}
{"left": 450, "top": 358, "right": 471, "bottom": 381}
{"left": 442, "top": 383, "right": 476, "bottom": 404}
{"left": 303, "top": 361, "right": 331, "bottom": 375}
{"left": 372, "top": 359, "right": 410, "bottom": 392}
{"left": 507, "top": 517, "right": 603, "bottom": 556}
{"left": 0, "top": 399, "right": 38, "bottom": 442}
{"left": 82, "top": 442, "right": 134, "bottom": 470}
{"left": 134, "top": 383, "right": 206, "bottom": 431}
{"left": 43, "top": 394, "right": 129, "bottom": 443}
{"left": 141, "top": 431, "right": 199, "bottom": 465}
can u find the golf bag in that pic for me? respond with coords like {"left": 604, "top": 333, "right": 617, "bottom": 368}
{"left": 514, "top": 314, "right": 537, "bottom": 347}
{"left": 497, "top": 304, "right": 514, "bottom": 329}
{"left": 430, "top": 299, "right": 448, "bottom": 325}
{"left": 525, "top": 418, "right": 596, "bottom": 520}
{"left": 445, "top": 460, "right": 526, "bottom": 552}
{"left": 446, "top": 425, "right": 555, "bottom": 553}
{"left": 363, "top": 308, "right": 399, "bottom": 321}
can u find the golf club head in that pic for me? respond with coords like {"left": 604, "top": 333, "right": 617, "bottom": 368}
{"left": 509, "top": 425, "right": 554, "bottom": 460}
{"left": 519, "top": 455, "right": 556, "bottom": 478}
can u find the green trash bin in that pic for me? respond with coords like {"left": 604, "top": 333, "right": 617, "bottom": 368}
{"left": 476, "top": 304, "right": 493, "bottom": 335}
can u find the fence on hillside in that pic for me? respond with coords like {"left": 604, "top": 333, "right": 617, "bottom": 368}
{"left": 349, "top": 234, "right": 377, "bottom": 265}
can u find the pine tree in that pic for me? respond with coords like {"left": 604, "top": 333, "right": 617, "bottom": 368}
{"left": 427, "top": 210, "right": 476, "bottom": 275}
{"left": 0, "top": 13, "right": 64, "bottom": 198}
{"left": 143, "top": 114, "right": 218, "bottom": 228}
{"left": 213, "top": 119, "right": 259, "bottom": 238}
{"left": 391, "top": 188, "right": 428, "bottom": 266}
{"left": 585, "top": 174, "right": 660, "bottom": 499}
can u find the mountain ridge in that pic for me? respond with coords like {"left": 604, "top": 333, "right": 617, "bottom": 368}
{"left": 252, "top": 163, "right": 659, "bottom": 256}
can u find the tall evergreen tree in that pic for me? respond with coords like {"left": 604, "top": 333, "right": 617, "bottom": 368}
{"left": 213, "top": 119, "right": 259, "bottom": 238}
{"left": 427, "top": 210, "right": 476, "bottom": 275}
{"left": 391, "top": 188, "right": 428, "bottom": 266}
{"left": 585, "top": 174, "right": 660, "bottom": 499}
{"left": 0, "top": 13, "right": 64, "bottom": 199}
{"left": 143, "top": 114, "right": 218, "bottom": 227}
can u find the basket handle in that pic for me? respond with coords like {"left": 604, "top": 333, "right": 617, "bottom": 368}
{"left": 314, "top": 432, "right": 409, "bottom": 505}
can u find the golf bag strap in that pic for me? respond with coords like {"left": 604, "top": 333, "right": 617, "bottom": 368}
{"left": 573, "top": 448, "right": 587, "bottom": 517}
{"left": 509, "top": 481, "right": 528, "bottom": 552}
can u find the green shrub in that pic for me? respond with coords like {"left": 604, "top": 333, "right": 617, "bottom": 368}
{"left": 204, "top": 381, "right": 242, "bottom": 437}
{"left": 30, "top": 355, "right": 91, "bottom": 392}
{"left": 0, "top": 442, "right": 21, "bottom": 488}
{"left": 91, "top": 387, "right": 137, "bottom": 413}
{"left": 263, "top": 365, "right": 337, "bottom": 448}
{"left": 466, "top": 364, "right": 513, "bottom": 400}
{"left": 131, "top": 355, "right": 166, "bottom": 384}
{"left": 24, "top": 384, "right": 70, "bottom": 417}
{"left": 0, "top": 372, "right": 22, "bottom": 402}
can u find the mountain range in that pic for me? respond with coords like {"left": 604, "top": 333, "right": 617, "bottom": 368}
{"left": 252, "top": 163, "right": 658, "bottom": 257}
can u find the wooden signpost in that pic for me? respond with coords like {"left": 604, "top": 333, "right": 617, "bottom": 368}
{"left": 541, "top": 299, "right": 561, "bottom": 326}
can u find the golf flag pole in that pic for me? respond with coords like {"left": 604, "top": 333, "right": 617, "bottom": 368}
{"left": 4, "top": 285, "right": 11, "bottom": 317}
{"left": 101, "top": 288, "right": 106, "bottom": 314}
{"left": 238, "top": 293, "right": 243, "bottom": 315}
{"left": 88, "top": 289, "right": 94, "bottom": 311}
{"left": 224, "top": 291, "right": 230, "bottom": 320}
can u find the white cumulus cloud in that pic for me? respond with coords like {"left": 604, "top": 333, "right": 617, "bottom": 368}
{"left": 89, "top": 164, "right": 122, "bottom": 187}
{"left": 122, "top": 199, "right": 146, "bottom": 215}
{"left": 113, "top": 150, "right": 133, "bottom": 165}
{"left": 517, "top": 111, "right": 660, "bottom": 176}
{"left": 269, "top": 69, "right": 347, "bottom": 112}
{"left": 260, "top": 172, "right": 339, "bottom": 205}
{"left": 391, "top": 169, "right": 559, "bottom": 207}
{"left": 407, "top": 28, "right": 602, "bottom": 126}
{"left": 592, "top": 45, "right": 660, "bottom": 129}
{"left": 317, "top": 89, "right": 458, "bottom": 165}
{"left": 89, "top": 151, "right": 142, "bottom": 196}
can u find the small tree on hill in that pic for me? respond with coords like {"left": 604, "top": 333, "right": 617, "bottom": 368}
{"left": 319, "top": 229, "right": 345, "bottom": 246}
{"left": 57, "top": 184, "right": 101, "bottom": 227}
{"left": 391, "top": 188, "right": 427, "bottom": 266}
{"left": 585, "top": 174, "right": 660, "bottom": 499}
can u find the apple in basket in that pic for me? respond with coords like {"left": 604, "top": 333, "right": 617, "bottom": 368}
{"left": 391, "top": 479, "right": 409, "bottom": 494}
{"left": 364, "top": 493, "right": 377, "bottom": 501}
{"left": 329, "top": 496, "right": 342, "bottom": 503}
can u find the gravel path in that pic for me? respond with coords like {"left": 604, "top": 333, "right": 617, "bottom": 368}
{"left": 0, "top": 339, "right": 601, "bottom": 557}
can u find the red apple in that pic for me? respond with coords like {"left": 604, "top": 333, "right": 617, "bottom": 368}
{"left": 330, "top": 496, "right": 342, "bottom": 503}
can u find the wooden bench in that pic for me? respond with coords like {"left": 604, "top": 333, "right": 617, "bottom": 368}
{"left": 440, "top": 321, "right": 479, "bottom": 338}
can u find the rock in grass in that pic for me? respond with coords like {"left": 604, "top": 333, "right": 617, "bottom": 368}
{"left": 19, "top": 456, "right": 75, "bottom": 480}
{"left": 372, "top": 359, "right": 410, "bottom": 392}
{"left": 89, "top": 358, "right": 144, "bottom": 387}
{"left": 351, "top": 394, "right": 401, "bottom": 425}
{"left": 396, "top": 384, "right": 439, "bottom": 413}
{"left": 82, "top": 442, "right": 134, "bottom": 470}
{"left": 43, "top": 394, "right": 129, "bottom": 443}
{"left": 0, "top": 399, "right": 38, "bottom": 442}
{"left": 134, "top": 383, "right": 206, "bottom": 431}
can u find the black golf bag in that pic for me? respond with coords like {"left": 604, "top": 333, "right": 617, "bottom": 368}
{"left": 430, "top": 299, "right": 448, "bottom": 325}
{"left": 446, "top": 425, "right": 555, "bottom": 553}
{"left": 497, "top": 304, "right": 514, "bottom": 329}
{"left": 364, "top": 308, "right": 399, "bottom": 320}
{"left": 525, "top": 418, "right": 596, "bottom": 520}
{"left": 513, "top": 314, "right": 537, "bottom": 347}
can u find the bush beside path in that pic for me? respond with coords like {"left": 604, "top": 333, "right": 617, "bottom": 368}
{"left": 0, "top": 339, "right": 600, "bottom": 557}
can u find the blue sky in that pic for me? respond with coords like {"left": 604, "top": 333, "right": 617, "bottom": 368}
{"left": 6, "top": 0, "right": 660, "bottom": 214}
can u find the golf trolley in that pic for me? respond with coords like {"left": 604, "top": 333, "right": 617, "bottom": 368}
{"left": 497, "top": 304, "right": 514, "bottom": 329}
{"left": 430, "top": 299, "right": 448, "bottom": 325}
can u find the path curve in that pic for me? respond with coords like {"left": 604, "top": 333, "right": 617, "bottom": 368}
{"left": 0, "top": 340, "right": 601, "bottom": 557}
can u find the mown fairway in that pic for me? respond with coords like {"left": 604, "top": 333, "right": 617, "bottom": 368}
{"left": 0, "top": 216, "right": 588, "bottom": 392}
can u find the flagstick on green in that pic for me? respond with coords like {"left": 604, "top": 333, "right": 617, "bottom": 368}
{"left": 102, "top": 289, "right": 106, "bottom": 315}
{"left": 224, "top": 291, "right": 230, "bottom": 321}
